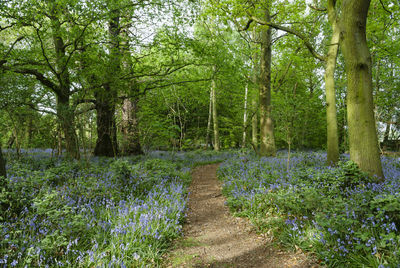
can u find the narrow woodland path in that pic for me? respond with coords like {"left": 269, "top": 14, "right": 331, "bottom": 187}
{"left": 166, "top": 164, "right": 317, "bottom": 268}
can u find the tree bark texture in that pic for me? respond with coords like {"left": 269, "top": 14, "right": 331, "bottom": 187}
{"left": 325, "top": 0, "right": 340, "bottom": 165}
{"left": 121, "top": 97, "right": 143, "bottom": 155}
{"left": 339, "top": 0, "right": 383, "bottom": 178}
{"left": 94, "top": 88, "right": 118, "bottom": 157}
{"left": 94, "top": 11, "right": 120, "bottom": 157}
{"left": 259, "top": 8, "right": 276, "bottom": 157}
{"left": 211, "top": 74, "right": 220, "bottom": 151}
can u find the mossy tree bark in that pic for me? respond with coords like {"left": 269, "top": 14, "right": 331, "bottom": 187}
{"left": 339, "top": 0, "right": 384, "bottom": 179}
{"left": 325, "top": 0, "right": 340, "bottom": 165}
{"left": 259, "top": 7, "right": 276, "bottom": 157}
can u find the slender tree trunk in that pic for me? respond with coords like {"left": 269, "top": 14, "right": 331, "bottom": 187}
{"left": 339, "top": 0, "right": 383, "bottom": 179}
{"left": 383, "top": 123, "right": 391, "bottom": 144}
{"left": 252, "top": 98, "right": 258, "bottom": 146}
{"left": 27, "top": 116, "right": 33, "bottom": 147}
{"left": 242, "top": 84, "right": 248, "bottom": 148}
{"left": 57, "top": 123, "right": 62, "bottom": 156}
{"left": 211, "top": 68, "right": 220, "bottom": 151}
{"left": 325, "top": 0, "right": 340, "bottom": 165}
{"left": 259, "top": 7, "right": 276, "bottom": 156}
{"left": 94, "top": 11, "right": 120, "bottom": 157}
{"left": 0, "top": 145, "right": 6, "bottom": 181}
{"left": 205, "top": 89, "right": 212, "bottom": 149}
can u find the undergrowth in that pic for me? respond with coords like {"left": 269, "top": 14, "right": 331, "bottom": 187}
{"left": 218, "top": 151, "right": 400, "bottom": 267}
{"left": 0, "top": 149, "right": 233, "bottom": 267}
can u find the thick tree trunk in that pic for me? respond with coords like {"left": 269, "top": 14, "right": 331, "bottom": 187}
{"left": 242, "top": 85, "right": 248, "bottom": 148}
{"left": 121, "top": 98, "right": 143, "bottom": 155}
{"left": 259, "top": 8, "right": 276, "bottom": 157}
{"left": 325, "top": 1, "right": 340, "bottom": 165}
{"left": 339, "top": 0, "right": 383, "bottom": 179}
{"left": 94, "top": 11, "right": 120, "bottom": 157}
{"left": 94, "top": 89, "right": 117, "bottom": 157}
{"left": 211, "top": 70, "right": 220, "bottom": 151}
{"left": 57, "top": 94, "right": 80, "bottom": 159}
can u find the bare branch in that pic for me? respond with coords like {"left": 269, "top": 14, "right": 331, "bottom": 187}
{"left": 379, "top": 0, "right": 392, "bottom": 14}
{"left": 308, "top": 5, "right": 327, "bottom": 12}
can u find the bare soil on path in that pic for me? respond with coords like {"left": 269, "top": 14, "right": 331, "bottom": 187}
{"left": 165, "top": 164, "right": 317, "bottom": 268}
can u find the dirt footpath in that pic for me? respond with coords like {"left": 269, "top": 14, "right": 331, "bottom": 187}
{"left": 165, "top": 163, "right": 317, "bottom": 268}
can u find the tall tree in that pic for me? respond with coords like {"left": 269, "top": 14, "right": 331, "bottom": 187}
{"left": 93, "top": 8, "right": 120, "bottom": 157}
{"left": 325, "top": 0, "right": 340, "bottom": 165}
{"left": 0, "top": 0, "right": 88, "bottom": 159}
{"left": 259, "top": 6, "right": 276, "bottom": 156}
{"left": 339, "top": 0, "right": 383, "bottom": 178}
{"left": 49, "top": 0, "right": 80, "bottom": 159}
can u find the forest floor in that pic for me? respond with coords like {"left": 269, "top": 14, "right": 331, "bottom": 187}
{"left": 165, "top": 164, "right": 318, "bottom": 268}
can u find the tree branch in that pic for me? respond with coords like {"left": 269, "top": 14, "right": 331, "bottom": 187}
{"left": 308, "top": 5, "right": 327, "bottom": 12}
{"left": 379, "top": 0, "right": 392, "bottom": 14}
{"left": 1, "top": 36, "right": 25, "bottom": 63}
{"left": 2, "top": 66, "right": 60, "bottom": 94}
{"left": 247, "top": 15, "right": 326, "bottom": 62}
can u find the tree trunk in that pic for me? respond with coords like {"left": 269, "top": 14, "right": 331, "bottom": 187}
{"left": 259, "top": 8, "right": 276, "bottom": 156}
{"left": 94, "top": 10, "right": 120, "bottom": 157}
{"left": 121, "top": 97, "right": 143, "bottom": 155}
{"left": 57, "top": 94, "right": 80, "bottom": 159}
{"left": 339, "top": 0, "right": 383, "bottom": 179}
{"left": 383, "top": 122, "right": 391, "bottom": 144}
{"left": 50, "top": 2, "right": 80, "bottom": 159}
{"left": 242, "top": 84, "right": 248, "bottom": 148}
{"left": 211, "top": 68, "right": 220, "bottom": 151}
{"left": 252, "top": 98, "right": 258, "bottom": 146}
{"left": 94, "top": 88, "right": 118, "bottom": 157}
{"left": 0, "top": 145, "right": 6, "bottom": 181}
{"left": 325, "top": 0, "right": 340, "bottom": 165}
{"left": 205, "top": 89, "right": 213, "bottom": 149}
